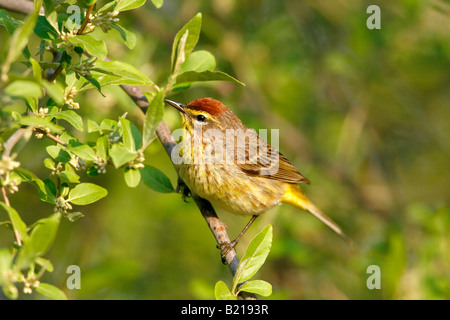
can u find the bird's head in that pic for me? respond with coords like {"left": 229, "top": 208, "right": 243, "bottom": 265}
{"left": 165, "top": 97, "right": 241, "bottom": 131}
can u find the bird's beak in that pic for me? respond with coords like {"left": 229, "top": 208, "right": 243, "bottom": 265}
{"left": 164, "top": 99, "right": 186, "bottom": 114}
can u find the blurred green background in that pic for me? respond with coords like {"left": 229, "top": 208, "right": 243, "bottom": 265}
{"left": 1, "top": 0, "right": 449, "bottom": 299}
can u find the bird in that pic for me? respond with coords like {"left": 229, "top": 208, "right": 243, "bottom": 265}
{"left": 164, "top": 97, "right": 347, "bottom": 257}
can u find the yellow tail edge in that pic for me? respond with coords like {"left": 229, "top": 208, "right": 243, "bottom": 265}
{"left": 282, "top": 184, "right": 349, "bottom": 241}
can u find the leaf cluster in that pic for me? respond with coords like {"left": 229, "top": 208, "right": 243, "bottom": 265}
{"left": 0, "top": 0, "right": 245, "bottom": 299}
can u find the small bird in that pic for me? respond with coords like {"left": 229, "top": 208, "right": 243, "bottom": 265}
{"left": 165, "top": 97, "right": 347, "bottom": 256}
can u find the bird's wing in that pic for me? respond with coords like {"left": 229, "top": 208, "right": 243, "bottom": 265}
{"left": 233, "top": 132, "right": 310, "bottom": 184}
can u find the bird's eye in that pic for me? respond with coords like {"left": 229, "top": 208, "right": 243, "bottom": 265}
{"left": 196, "top": 114, "right": 206, "bottom": 122}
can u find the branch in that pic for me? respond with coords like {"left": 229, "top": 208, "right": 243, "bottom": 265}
{"left": 1, "top": 186, "right": 22, "bottom": 246}
{"left": 0, "top": 0, "right": 44, "bottom": 15}
{"left": 33, "top": 128, "right": 68, "bottom": 147}
{"left": 2, "top": 128, "right": 27, "bottom": 159}
{"left": 76, "top": 4, "right": 95, "bottom": 36}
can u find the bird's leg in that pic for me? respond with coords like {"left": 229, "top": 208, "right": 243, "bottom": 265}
{"left": 175, "top": 177, "right": 191, "bottom": 202}
{"left": 217, "top": 215, "right": 259, "bottom": 260}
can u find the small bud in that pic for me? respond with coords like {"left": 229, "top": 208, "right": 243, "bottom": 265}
{"left": 23, "top": 286, "right": 32, "bottom": 294}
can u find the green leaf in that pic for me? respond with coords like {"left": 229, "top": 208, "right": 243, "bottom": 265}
{"left": 84, "top": 75, "right": 104, "bottom": 96}
{"left": 141, "top": 91, "right": 164, "bottom": 151}
{"left": 65, "top": 211, "right": 84, "bottom": 222}
{"left": 172, "top": 30, "right": 188, "bottom": 77}
{"left": 0, "top": 202, "right": 28, "bottom": 243}
{"left": 69, "top": 35, "right": 107, "bottom": 60}
{"left": 79, "top": 0, "right": 98, "bottom": 8}
{"left": 175, "top": 70, "right": 245, "bottom": 87}
{"left": 1, "top": 0, "right": 42, "bottom": 74}
{"left": 119, "top": 117, "right": 141, "bottom": 152}
{"left": 100, "top": 119, "right": 118, "bottom": 132}
{"left": 67, "top": 183, "right": 108, "bottom": 205}
{"left": 92, "top": 60, "right": 154, "bottom": 86}
{"left": 59, "top": 132, "right": 77, "bottom": 145}
{"left": 34, "top": 15, "right": 59, "bottom": 40}
{"left": 30, "top": 58, "right": 42, "bottom": 82}
{"left": 109, "top": 143, "right": 137, "bottom": 168}
{"left": 19, "top": 116, "right": 64, "bottom": 134}
{"left": 87, "top": 119, "right": 102, "bottom": 133}
{"left": 36, "top": 283, "right": 68, "bottom": 300}
{"left": 42, "top": 80, "right": 65, "bottom": 105}
{"left": 43, "top": 158, "right": 56, "bottom": 170}
{"left": 2, "top": 282, "right": 18, "bottom": 300}
{"left": 96, "top": 135, "right": 109, "bottom": 161}
{"left": 59, "top": 164, "right": 80, "bottom": 184}
{"left": 140, "top": 165, "right": 174, "bottom": 193}
{"left": 238, "top": 280, "right": 272, "bottom": 297}
{"left": 66, "top": 141, "right": 97, "bottom": 162}
{"left": 171, "top": 13, "right": 202, "bottom": 70}
{"left": 43, "top": 178, "right": 57, "bottom": 198}
{"left": 59, "top": 183, "right": 70, "bottom": 197}
{"left": 214, "top": 281, "right": 237, "bottom": 300}
{"left": 0, "top": 9, "right": 21, "bottom": 34}
{"left": 35, "top": 257, "right": 54, "bottom": 272}
{"left": 234, "top": 225, "right": 273, "bottom": 284}
{"left": 42, "top": 0, "right": 58, "bottom": 32}
{"left": 13, "top": 168, "right": 55, "bottom": 204}
{"left": 5, "top": 80, "right": 42, "bottom": 99}
{"left": 120, "top": 116, "right": 134, "bottom": 151}
{"left": 151, "top": 0, "right": 163, "bottom": 8}
{"left": 179, "top": 50, "right": 216, "bottom": 74}
{"left": 16, "top": 213, "right": 60, "bottom": 268}
{"left": 116, "top": 0, "right": 146, "bottom": 12}
{"left": 110, "top": 23, "right": 136, "bottom": 49}
{"left": 46, "top": 145, "right": 71, "bottom": 163}
{"left": 124, "top": 167, "right": 141, "bottom": 188}
{"left": 52, "top": 110, "right": 83, "bottom": 131}
{"left": 0, "top": 249, "right": 13, "bottom": 274}
{"left": 80, "top": 60, "right": 154, "bottom": 92}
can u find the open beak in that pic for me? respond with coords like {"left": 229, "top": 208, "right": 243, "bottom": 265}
{"left": 164, "top": 99, "right": 186, "bottom": 113}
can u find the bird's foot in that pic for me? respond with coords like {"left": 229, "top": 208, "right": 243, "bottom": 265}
{"left": 175, "top": 178, "right": 191, "bottom": 202}
{"left": 217, "top": 239, "right": 238, "bottom": 264}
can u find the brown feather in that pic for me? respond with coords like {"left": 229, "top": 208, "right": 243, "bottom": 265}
{"left": 229, "top": 126, "right": 310, "bottom": 184}
{"left": 238, "top": 150, "right": 311, "bottom": 184}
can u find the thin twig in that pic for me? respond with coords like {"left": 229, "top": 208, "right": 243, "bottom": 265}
{"left": 76, "top": 4, "right": 95, "bottom": 36}
{"left": 1, "top": 186, "right": 22, "bottom": 246}
{"left": 33, "top": 128, "right": 68, "bottom": 147}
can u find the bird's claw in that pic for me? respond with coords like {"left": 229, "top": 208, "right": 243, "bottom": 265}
{"left": 175, "top": 178, "right": 191, "bottom": 202}
{"left": 217, "top": 240, "right": 238, "bottom": 264}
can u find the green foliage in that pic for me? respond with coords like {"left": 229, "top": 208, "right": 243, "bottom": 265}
{"left": 0, "top": 0, "right": 242, "bottom": 299}
{"left": 0, "top": 0, "right": 447, "bottom": 301}
{"left": 215, "top": 225, "right": 273, "bottom": 300}
{"left": 140, "top": 165, "right": 174, "bottom": 193}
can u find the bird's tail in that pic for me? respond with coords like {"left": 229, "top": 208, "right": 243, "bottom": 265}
{"left": 281, "top": 184, "right": 348, "bottom": 241}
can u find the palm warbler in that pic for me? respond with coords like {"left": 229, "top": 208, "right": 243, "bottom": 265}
{"left": 165, "top": 97, "right": 347, "bottom": 256}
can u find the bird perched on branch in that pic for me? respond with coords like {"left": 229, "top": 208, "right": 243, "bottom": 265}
{"left": 165, "top": 97, "right": 347, "bottom": 257}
